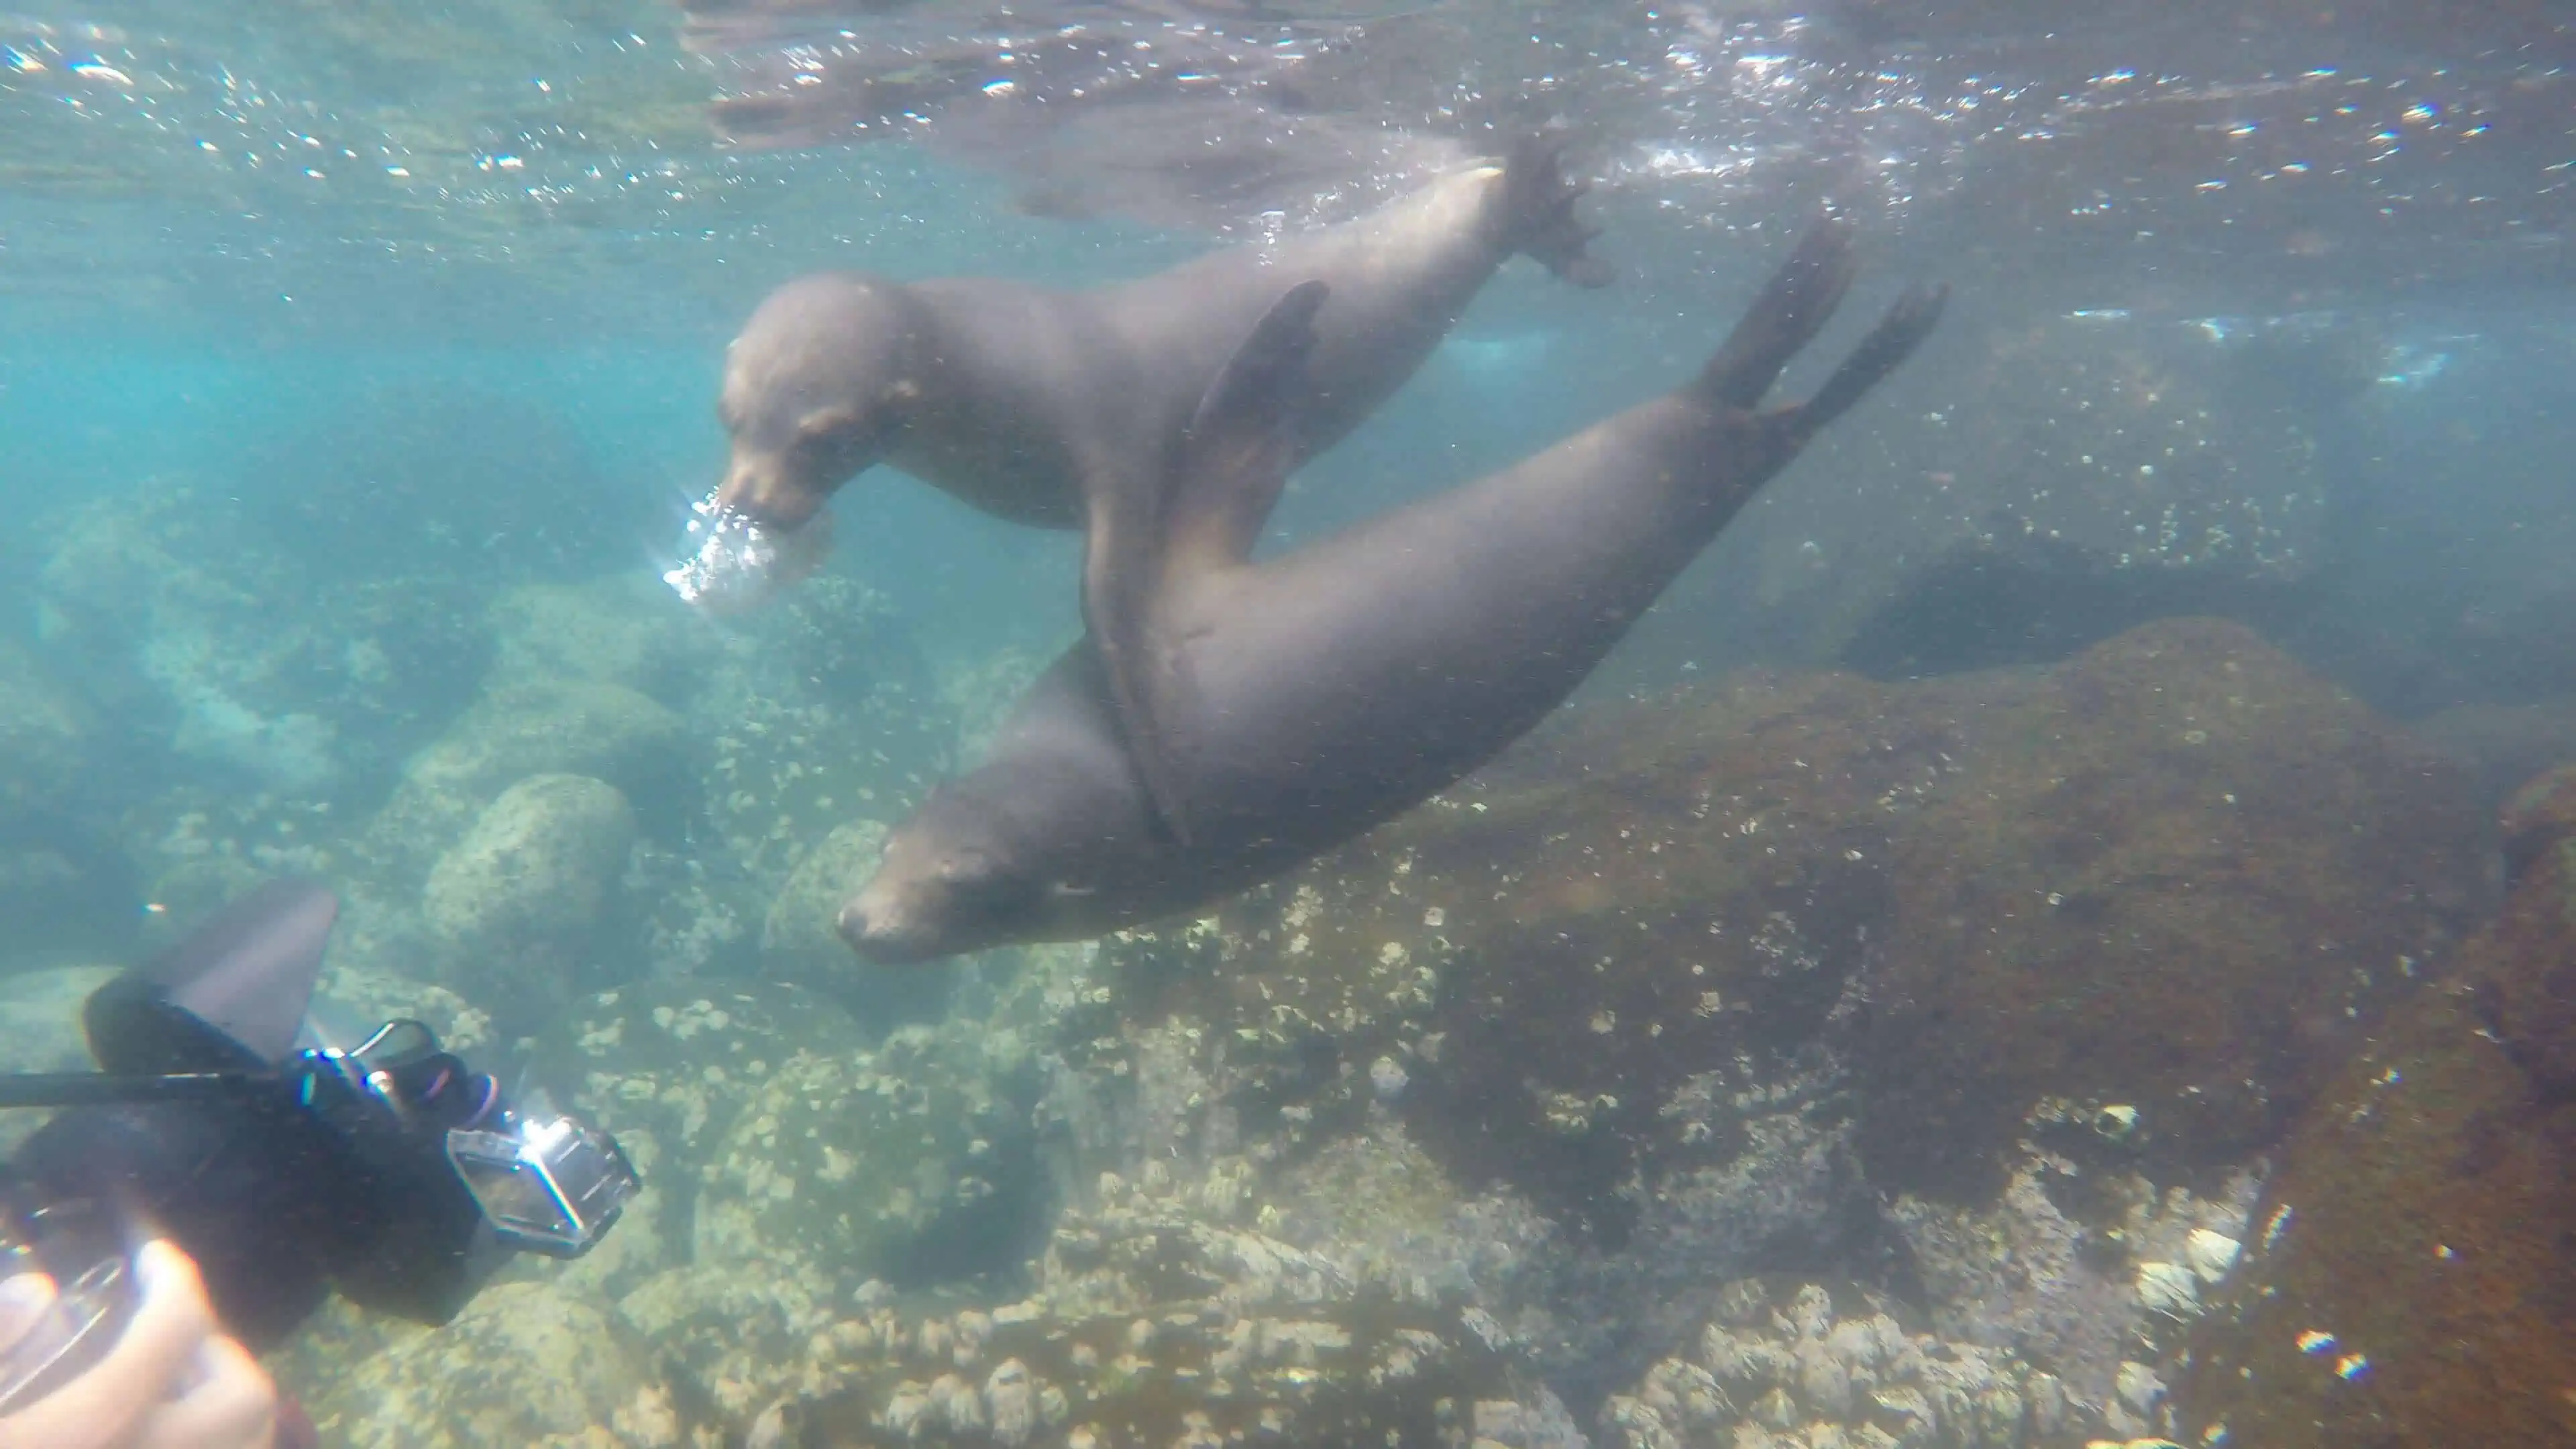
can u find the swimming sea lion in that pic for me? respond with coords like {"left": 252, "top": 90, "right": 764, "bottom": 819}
{"left": 667, "top": 136, "right": 1609, "bottom": 842}
{"left": 841, "top": 220, "right": 1947, "bottom": 962}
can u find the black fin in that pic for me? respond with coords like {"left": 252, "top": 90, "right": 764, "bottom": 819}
{"left": 89, "top": 877, "right": 339, "bottom": 1073}
{"left": 1499, "top": 133, "right": 1613, "bottom": 288}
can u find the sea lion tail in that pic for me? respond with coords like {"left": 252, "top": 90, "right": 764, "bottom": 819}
{"left": 1499, "top": 132, "right": 1613, "bottom": 288}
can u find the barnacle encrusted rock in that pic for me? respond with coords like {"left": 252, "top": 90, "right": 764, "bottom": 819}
{"left": 1599, "top": 1280, "right": 2100, "bottom": 1448}
{"left": 691, "top": 1020, "right": 1040, "bottom": 1292}
{"left": 743, "top": 1167, "right": 1538, "bottom": 1448}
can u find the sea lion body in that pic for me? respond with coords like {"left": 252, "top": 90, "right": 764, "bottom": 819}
{"left": 687, "top": 139, "right": 1607, "bottom": 837}
{"left": 845, "top": 225, "right": 1947, "bottom": 961}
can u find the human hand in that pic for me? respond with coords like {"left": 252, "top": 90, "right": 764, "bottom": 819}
{"left": 0, "top": 1240, "right": 278, "bottom": 1449}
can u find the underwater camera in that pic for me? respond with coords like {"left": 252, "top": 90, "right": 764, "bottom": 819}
{"left": 0, "top": 879, "right": 638, "bottom": 1413}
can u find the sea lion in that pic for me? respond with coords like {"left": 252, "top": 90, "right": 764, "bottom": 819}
{"left": 841, "top": 220, "right": 1947, "bottom": 962}
{"left": 666, "top": 137, "right": 1609, "bottom": 842}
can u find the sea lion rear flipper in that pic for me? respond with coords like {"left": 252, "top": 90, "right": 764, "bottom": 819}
{"left": 1695, "top": 217, "right": 1862, "bottom": 409}
{"left": 1693, "top": 215, "right": 1947, "bottom": 439}
{"left": 1499, "top": 133, "right": 1613, "bottom": 288}
{"left": 1781, "top": 281, "right": 1951, "bottom": 441}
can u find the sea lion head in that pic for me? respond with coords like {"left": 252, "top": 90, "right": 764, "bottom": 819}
{"left": 716, "top": 272, "right": 924, "bottom": 530}
{"left": 837, "top": 779, "right": 1061, "bottom": 965}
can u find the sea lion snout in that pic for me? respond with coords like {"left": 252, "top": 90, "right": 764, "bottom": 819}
{"left": 837, "top": 891, "right": 944, "bottom": 966}
{"left": 716, "top": 449, "right": 828, "bottom": 530}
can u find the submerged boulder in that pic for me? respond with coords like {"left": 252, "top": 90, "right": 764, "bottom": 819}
{"left": 366, "top": 678, "right": 682, "bottom": 881}
{"left": 1858, "top": 617, "right": 2489, "bottom": 1198}
{"left": 2174, "top": 763, "right": 2576, "bottom": 1448}
{"left": 423, "top": 773, "right": 638, "bottom": 945}
{"left": 419, "top": 772, "right": 639, "bottom": 1018}
{"left": 1073, "top": 617, "right": 2488, "bottom": 1407}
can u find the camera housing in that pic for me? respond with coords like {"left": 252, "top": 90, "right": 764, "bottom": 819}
{"left": 0, "top": 879, "right": 637, "bottom": 1356}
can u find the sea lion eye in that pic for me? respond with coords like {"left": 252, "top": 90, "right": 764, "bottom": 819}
{"left": 934, "top": 849, "right": 996, "bottom": 886}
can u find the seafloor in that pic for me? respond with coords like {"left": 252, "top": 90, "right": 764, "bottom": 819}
{"left": 1, "top": 321, "right": 2571, "bottom": 1449}
{"left": 7, "top": 502, "right": 2574, "bottom": 1449}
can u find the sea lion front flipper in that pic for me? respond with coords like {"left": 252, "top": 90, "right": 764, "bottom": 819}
{"left": 1162, "top": 279, "right": 1331, "bottom": 574}
{"left": 1499, "top": 133, "right": 1613, "bottom": 288}
{"left": 1082, "top": 470, "right": 1197, "bottom": 846}
{"left": 1085, "top": 278, "right": 1331, "bottom": 846}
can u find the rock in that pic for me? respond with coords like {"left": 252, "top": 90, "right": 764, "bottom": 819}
{"left": 288, "top": 1281, "right": 679, "bottom": 1448}
{"left": 420, "top": 773, "right": 639, "bottom": 1017}
{"left": 1884, "top": 1138, "right": 2258, "bottom": 1414}
{"left": 486, "top": 575, "right": 709, "bottom": 702}
{"left": 1069, "top": 617, "right": 2484, "bottom": 1406}
{"left": 1754, "top": 307, "right": 2353, "bottom": 674}
{"left": 1599, "top": 1280, "right": 2103, "bottom": 1449}
{"left": 2412, "top": 696, "right": 2576, "bottom": 819}
{"left": 688, "top": 576, "right": 950, "bottom": 899}
{"left": 691, "top": 1020, "right": 1041, "bottom": 1293}
{"left": 1859, "top": 619, "right": 2489, "bottom": 1198}
{"left": 366, "top": 679, "right": 682, "bottom": 880}
{"left": 2175, "top": 765, "right": 2576, "bottom": 1446}
{"left": 761, "top": 820, "right": 885, "bottom": 967}
{"left": 761, "top": 818, "right": 953, "bottom": 1029}
{"left": 310, "top": 959, "right": 495, "bottom": 1059}
{"left": 2498, "top": 761, "right": 2576, "bottom": 891}
{"left": 543, "top": 975, "right": 870, "bottom": 1180}
{"left": 34, "top": 480, "right": 492, "bottom": 798}
{"left": 0, "top": 636, "right": 91, "bottom": 818}
{"left": 755, "top": 1169, "right": 1542, "bottom": 1448}
{"left": 423, "top": 774, "right": 637, "bottom": 943}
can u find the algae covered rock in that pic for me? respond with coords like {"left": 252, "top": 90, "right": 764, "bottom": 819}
{"left": 292, "top": 1281, "right": 682, "bottom": 1449}
{"left": 1600, "top": 1281, "right": 2100, "bottom": 1449}
{"left": 761, "top": 819, "right": 885, "bottom": 973}
{"left": 1860, "top": 617, "right": 2489, "bottom": 1197}
{"left": 367, "top": 678, "right": 682, "bottom": 877}
{"left": 486, "top": 575, "right": 708, "bottom": 700}
{"left": 423, "top": 773, "right": 638, "bottom": 947}
{"left": 692, "top": 1020, "right": 1040, "bottom": 1292}
{"left": 2174, "top": 765, "right": 2576, "bottom": 1448}
{"left": 418, "top": 772, "right": 638, "bottom": 1016}
{"left": 547, "top": 976, "right": 869, "bottom": 1167}
{"left": 761, "top": 817, "right": 956, "bottom": 1027}
{"left": 755, "top": 1168, "right": 1539, "bottom": 1449}
{"left": 1077, "top": 617, "right": 2485, "bottom": 1405}
{"left": 690, "top": 575, "right": 950, "bottom": 896}
{"left": 0, "top": 636, "right": 90, "bottom": 817}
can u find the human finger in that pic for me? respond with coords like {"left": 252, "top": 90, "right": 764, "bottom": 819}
{"left": 127, "top": 1333, "right": 277, "bottom": 1449}
{"left": 0, "top": 1241, "right": 213, "bottom": 1448}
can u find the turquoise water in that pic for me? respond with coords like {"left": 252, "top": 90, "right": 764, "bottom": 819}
{"left": 3, "top": 2, "right": 2574, "bottom": 1446}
